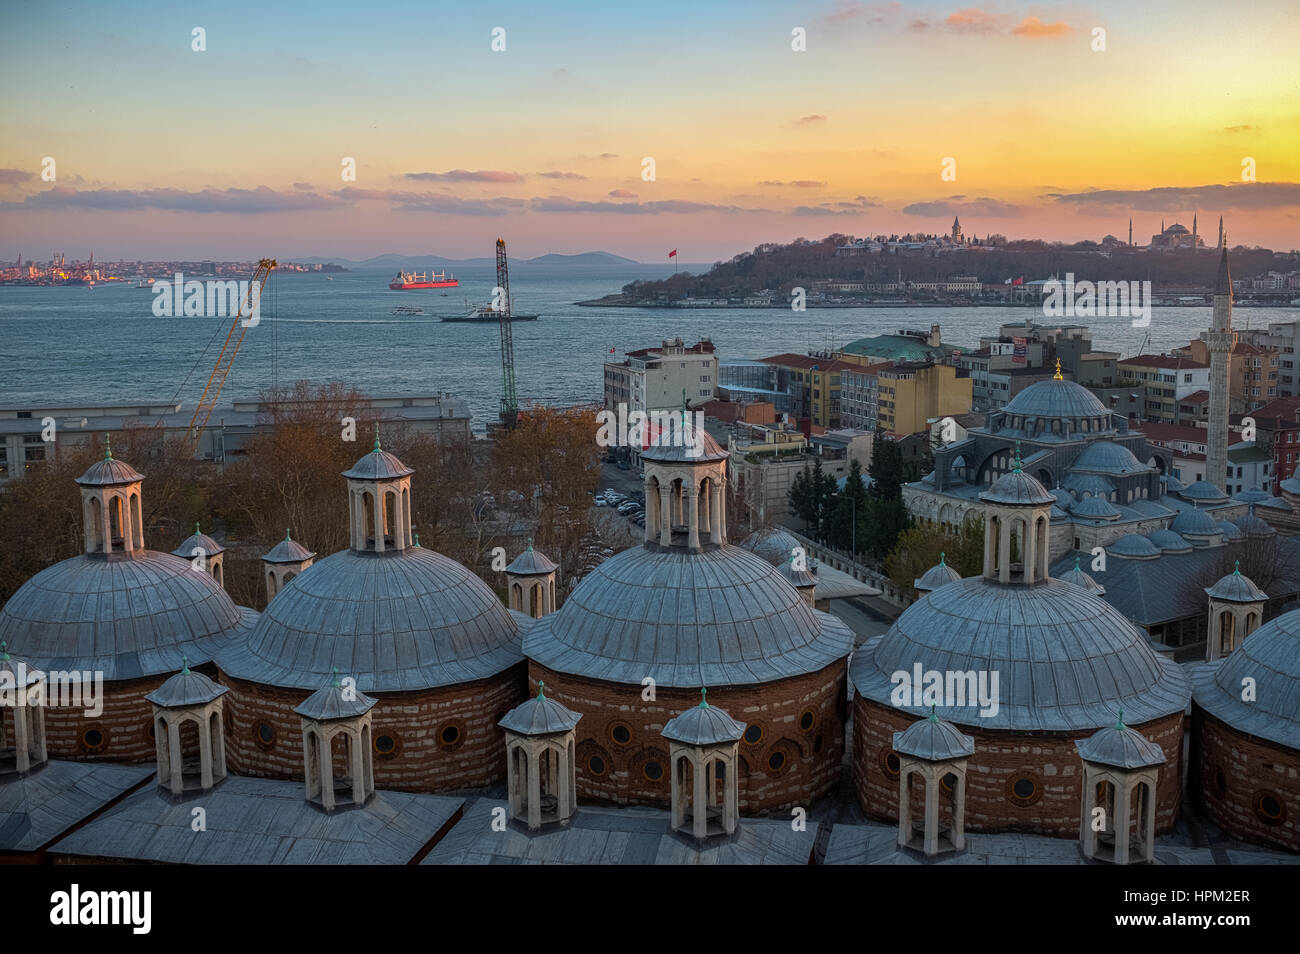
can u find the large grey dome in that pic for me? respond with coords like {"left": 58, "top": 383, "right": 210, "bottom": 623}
{"left": 1192, "top": 610, "right": 1300, "bottom": 749}
{"left": 1072, "top": 441, "right": 1149, "bottom": 475}
{"left": 850, "top": 576, "right": 1190, "bottom": 731}
{"left": 0, "top": 551, "right": 252, "bottom": 680}
{"left": 216, "top": 547, "right": 525, "bottom": 692}
{"left": 524, "top": 543, "right": 854, "bottom": 688}
{"left": 1170, "top": 507, "right": 1219, "bottom": 537}
{"left": 1003, "top": 378, "right": 1108, "bottom": 419}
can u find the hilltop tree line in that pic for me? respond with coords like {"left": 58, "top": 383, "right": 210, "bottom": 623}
{"left": 0, "top": 382, "right": 605, "bottom": 611}
{"left": 619, "top": 233, "right": 1289, "bottom": 301}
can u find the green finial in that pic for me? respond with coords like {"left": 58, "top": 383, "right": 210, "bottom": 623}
{"left": 1074, "top": 554, "right": 1081, "bottom": 570}
{"left": 928, "top": 704, "right": 938, "bottom": 723}
{"left": 195, "top": 522, "right": 201, "bottom": 535}
{"left": 537, "top": 680, "right": 545, "bottom": 699}
{"left": 104, "top": 433, "right": 113, "bottom": 460}
{"left": 285, "top": 528, "right": 291, "bottom": 541}
{"left": 373, "top": 422, "right": 381, "bottom": 452}
{"left": 939, "top": 551, "right": 946, "bottom": 567}
{"left": 414, "top": 531, "right": 420, "bottom": 547}
{"left": 1234, "top": 560, "right": 1240, "bottom": 575}
{"left": 1013, "top": 440, "right": 1023, "bottom": 473}
{"left": 527, "top": 537, "right": 534, "bottom": 552}
{"left": 0, "top": 641, "right": 8, "bottom": 662}
{"left": 699, "top": 687, "right": 708, "bottom": 708}
{"left": 1116, "top": 707, "right": 1125, "bottom": 730}
{"left": 331, "top": 667, "right": 340, "bottom": 689}
{"left": 181, "top": 655, "right": 189, "bottom": 674}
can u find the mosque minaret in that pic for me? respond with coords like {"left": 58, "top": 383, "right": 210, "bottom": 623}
{"left": 1206, "top": 239, "right": 1234, "bottom": 493}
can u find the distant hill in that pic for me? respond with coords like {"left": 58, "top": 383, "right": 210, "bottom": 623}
{"left": 292, "top": 251, "right": 639, "bottom": 268}
{"left": 526, "top": 251, "right": 639, "bottom": 265}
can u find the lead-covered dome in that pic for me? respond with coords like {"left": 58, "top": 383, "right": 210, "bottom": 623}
{"left": 851, "top": 576, "right": 1190, "bottom": 731}
{"left": 0, "top": 551, "right": 253, "bottom": 680}
{"left": 216, "top": 547, "right": 525, "bottom": 692}
{"left": 1003, "top": 378, "right": 1108, "bottom": 419}
{"left": 1192, "top": 610, "right": 1300, "bottom": 749}
{"left": 739, "top": 527, "right": 803, "bottom": 567}
{"left": 1072, "top": 441, "right": 1149, "bottom": 475}
{"left": 524, "top": 544, "right": 854, "bottom": 687}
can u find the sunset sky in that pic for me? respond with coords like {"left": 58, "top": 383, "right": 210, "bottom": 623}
{"left": 2, "top": 0, "right": 1298, "bottom": 261}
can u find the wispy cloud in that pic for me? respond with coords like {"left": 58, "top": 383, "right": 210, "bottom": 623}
{"left": 758, "top": 179, "right": 827, "bottom": 188}
{"left": 903, "top": 195, "right": 1028, "bottom": 217}
{"left": 794, "top": 114, "right": 828, "bottom": 127}
{"left": 537, "top": 171, "right": 588, "bottom": 180}
{"left": 1011, "top": 15, "right": 1071, "bottom": 37}
{"left": 403, "top": 169, "right": 524, "bottom": 183}
{"left": 1050, "top": 182, "right": 1300, "bottom": 215}
{"left": 608, "top": 189, "right": 637, "bottom": 198}
{"left": 0, "top": 168, "right": 35, "bottom": 185}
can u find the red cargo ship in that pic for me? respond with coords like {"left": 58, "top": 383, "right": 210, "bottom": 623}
{"left": 389, "top": 270, "right": 459, "bottom": 290}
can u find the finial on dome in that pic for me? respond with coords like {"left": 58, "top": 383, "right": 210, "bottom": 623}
{"left": 1074, "top": 554, "right": 1081, "bottom": 570}
{"left": 1013, "top": 440, "right": 1023, "bottom": 473}
{"left": 1, "top": 641, "right": 8, "bottom": 662}
{"left": 1053, "top": 357, "right": 1063, "bottom": 381}
{"left": 537, "top": 680, "right": 545, "bottom": 699}
{"left": 181, "top": 655, "right": 189, "bottom": 674}
{"left": 104, "top": 433, "right": 113, "bottom": 460}
{"left": 285, "top": 528, "right": 291, "bottom": 541}
{"left": 928, "top": 704, "right": 938, "bottom": 723}
{"left": 938, "top": 551, "right": 946, "bottom": 566}
{"left": 1234, "top": 559, "right": 1240, "bottom": 575}
{"left": 414, "top": 531, "right": 420, "bottom": 547}
{"left": 194, "top": 522, "right": 201, "bottom": 535}
{"left": 330, "top": 667, "right": 340, "bottom": 689}
{"left": 527, "top": 537, "right": 534, "bottom": 551}
{"left": 373, "top": 422, "right": 381, "bottom": 453}
{"left": 700, "top": 687, "right": 708, "bottom": 708}
{"left": 1116, "top": 706, "right": 1125, "bottom": 730}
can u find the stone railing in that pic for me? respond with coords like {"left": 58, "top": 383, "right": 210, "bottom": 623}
{"left": 786, "top": 529, "right": 913, "bottom": 608}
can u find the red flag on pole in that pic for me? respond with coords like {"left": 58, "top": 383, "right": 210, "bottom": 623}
{"left": 1012, "top": 276, "right": 1024, "bottom": 286}
{"left": 668, "top": 249, "right": 677, "bottom": 258}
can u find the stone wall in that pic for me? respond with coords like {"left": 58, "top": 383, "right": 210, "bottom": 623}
{"left": 853, "top": 695, "right": 1185, "bottom": 836}
{"left": 40, "top": 672, "right": 171, "bottom": 764}
{"left": 1192, "top": 705, "right": 1300, "bottom": 853}
{"left": 530, "top": 660, "right": 847, "bottom": 814}
{"left": 217, "top": 663, "right": 527, "bottom": 792}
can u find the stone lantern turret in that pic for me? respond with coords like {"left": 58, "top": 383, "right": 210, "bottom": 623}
{"left": 173, "top": 523, "right": 227, "bottom": 589}
{"left": 1075, "top": 710, "right": 1166, "bottom": 864}
{"left": 0, "top": 642, "right": 47, "bottom": 775}
{"left": 498, "top": 681, "right": 581, "bottom": 830}
{"left": 505, "top": 542, "right": 559, "bottom": 618}
{"left": 144, "top": 660, "right": 228, "bottom": 796}
{"left": 893, "top": 708, "right": 975, "bottom": 857}
{"left": 662, "top": 688, "right": 745, "bottom": 842}
{"left": 262, "top": 529, "right": 315, "bottom": 602}
{"left": 1204, "top": 561, "right": 1266, "bottom": 661}
{"left": 294, "top": 670, "right": 376, "bottom": 813}
{"left": 75, "top": 436, "right": 145, "bottom": 557}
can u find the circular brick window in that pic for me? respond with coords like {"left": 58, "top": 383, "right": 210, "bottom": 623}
{"left": 254, "top": 722, "right": 276, "bottom": 750}
{"left": 587, "top": 754, "right": 607, "bottom": 777}
{"left": 643, "top": 760, "right": 664, "bottom": 781}
{"left": 374, "top": 733, "right": 400, "bottom": 759}
{"left": 609, "top": 722, "right": 632, "bottom": 746}
{"left": 80, "top": 725, "right": 109, "bottom": 754}
{"left": 743, "top": 724, "right": 764, "bottom": 745}
{"left": 1253, "top": 790, "right": 1286, "bottom": 826}
{"left": 1007, "top": 773, "right": 1042, "bottom": 807}
{"left": 438, "top": 723, "right": 465, "bottom": 750}
{"left": 799, "top": 709, "right": 816, "bottom": 732}
{"left": 879, "top": 747, "right": 900, "bottom": 779}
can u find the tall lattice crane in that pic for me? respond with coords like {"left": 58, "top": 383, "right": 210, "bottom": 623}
{"left": 495, "top": 239, "right": 520, "bottom": 429}
{"left": 186, "top": 257, "right": 277, "bottom": 454}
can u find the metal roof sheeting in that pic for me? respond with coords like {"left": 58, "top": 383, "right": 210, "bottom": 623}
{"left": 524, "top": 544, "right": 854, "bottom": 688}
{"left": 1191, "top": 610, "right": 1300, "bottom": 750}
{"left": 850, "top": 576, "right": 1190, "bottom": 731}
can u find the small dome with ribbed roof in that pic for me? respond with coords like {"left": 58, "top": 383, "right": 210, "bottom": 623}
{"left": 294, "top": 670, "right": 377, "bottom": 721}
{"left": 1148, "top": 528, "right": 1192, "bottom": 553}
{"left": 980, "top": 469, "right": 1055, "bottom": 506}
{"left": 262, "top": 529, "right": 315, "bottom": 564}
{"left": 1181, "top": 480, "right": 1229, "bottom": 504}
{"left": 1059, "top": 554, "right": 1105, "bottom": 593}
{"left": 341, "top": 437, "right": 415, "bottom": 480}
{"left": 505, "top": 543, "right": 557, "bottom": 576}
{"left": 1107, "top": 534, "right": 1161, "bottom": 559}
{"left": 1074, "top": 713, "right": 1167, "bottom": 769}
{"left": 172, "top": 524, "right": 225, "bottom": 559}
{"left": 75, "top": 438, "right": 144, "bottom": 487}
{"left": 145, "top": 662, "right": 227, "bottom": 708}
{"left": 661, "top": 690, "right": 746, "bottom": 746}
{"left": 1170, "top": 507, "right": 1219, "bottom": 537}
{"left": 1072, "top": 495, "right": 1121, "bottom": 520}
{"left": 914, "top": 553, "right": 961, "bottom": 593}
{"left": 499, "top": 682, "right": 582, "bottom": 736}
{"left": 893, "top": 709, "right": 975, "bottom": 761}
{"left": 1205, "top": 562, "right": 1267, "bottom": 603}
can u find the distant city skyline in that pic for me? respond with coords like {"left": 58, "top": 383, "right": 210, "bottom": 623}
{"left": 2, "top": 0, "right": 1298, "bottom": 260}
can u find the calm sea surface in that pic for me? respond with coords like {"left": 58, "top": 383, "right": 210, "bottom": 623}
{"left": 2, "top": 265, "right": 1296, "bottom": 431}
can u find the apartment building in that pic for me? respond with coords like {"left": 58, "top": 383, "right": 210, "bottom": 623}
{"left": 603, "top": 337, "right": 718, "bottom": 414}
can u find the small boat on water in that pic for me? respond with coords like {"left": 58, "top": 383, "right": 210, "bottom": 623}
{"left": 392, "top": 305, "right": 425, "bottom": 316}
{"left": 440, "top": 301, "right": 539, "bottom": 323}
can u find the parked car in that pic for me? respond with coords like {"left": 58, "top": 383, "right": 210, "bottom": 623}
{"left": 618, "top": 501, "right": 641, "bottom": 515}
{"left": 594, "top": 496, "right": 607, "bottom": 507}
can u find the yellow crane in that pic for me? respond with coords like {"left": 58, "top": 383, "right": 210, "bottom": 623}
{"left": 185, "top": 257, "right": 277, "bottom": 454}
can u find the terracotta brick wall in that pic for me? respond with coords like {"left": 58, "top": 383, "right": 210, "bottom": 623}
{"left": 40, "top": 672, "right": 170, "bottom": 764}
{"left": 530, "top": 660, "right": 847, "bottom": 814}
{"left": 1192, "top": 705, "right": 1300, "bottom": 853}
{"left": 853, "top": 695, "right": 1185, "bottom": 837}
{"left": 217, "top": 663, "right": 527, "bottom": 793}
